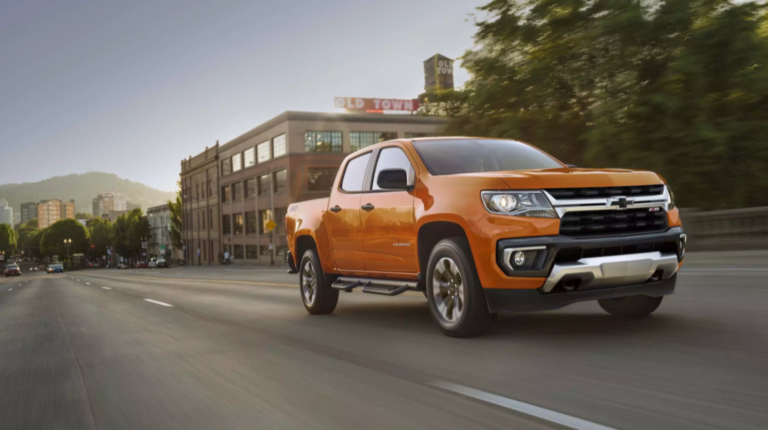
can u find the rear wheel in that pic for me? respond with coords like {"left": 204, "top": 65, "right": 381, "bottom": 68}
{"left": 299, "top": 249, "right": 338, "bottom": 315}
{"left": 426, "top": 238, "right": 495, "bottom": 337}
{"left": 598, "top": 295, "right": 663, "bottom": 317}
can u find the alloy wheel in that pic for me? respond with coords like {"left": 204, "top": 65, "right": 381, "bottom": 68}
{"left": 432, "top": 257, "right": 465, "bottom": 326}
{"left": 301, "top": 260, "right": 317, "bottom": 306}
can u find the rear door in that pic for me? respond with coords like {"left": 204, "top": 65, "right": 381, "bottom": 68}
{"left": 325, "top": 152, "right": 372, "bottom": 272}
{"left": 361, "top": 145, "right": 418, "bottom": 274}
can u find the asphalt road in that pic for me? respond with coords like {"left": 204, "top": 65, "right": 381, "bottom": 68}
{"left": 1, "top": 252, "right": 767, "bottom": 430}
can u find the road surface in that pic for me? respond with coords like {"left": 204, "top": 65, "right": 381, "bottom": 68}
{"left": 1, "top": 251, "right": 766, "bottom": 430}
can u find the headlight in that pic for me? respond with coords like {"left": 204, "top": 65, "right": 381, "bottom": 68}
{"left": 666, "top": 185, "right": 676, "bottom": 210}
{"left": 481, "top": 191, "right": 558, "bottom": 218}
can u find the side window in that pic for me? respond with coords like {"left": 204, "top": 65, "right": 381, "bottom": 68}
{"left": 372, "top": 147, "right": 414, "bottom": 190}
{"left": 340, "top": 153, "right": 371, "bottom": 192}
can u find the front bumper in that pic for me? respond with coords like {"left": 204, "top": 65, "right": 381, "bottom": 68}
{"left": 485, "top": 275, "right": 676, "bottom": 313}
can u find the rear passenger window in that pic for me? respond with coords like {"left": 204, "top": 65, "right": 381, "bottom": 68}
{"left": 340, "top": 153, "right": 371, "bottom": 192}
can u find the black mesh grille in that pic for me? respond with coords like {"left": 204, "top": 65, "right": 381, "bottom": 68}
{"left": 554, "top": 241, "right": 678, "bottom": 264}
{"left": 559, "top": 208, "right": 668, "bottom": 237}
{"left": 546, "top": 185, "right": 664, "bottom": 199}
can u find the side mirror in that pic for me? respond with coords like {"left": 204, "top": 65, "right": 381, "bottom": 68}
{"left": 377, "top": 168, "right": 412, "bottom": 190}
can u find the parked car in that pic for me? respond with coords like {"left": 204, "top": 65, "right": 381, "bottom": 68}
{"left": 136, "top": 261, "right": 148, "bottom": 269}
{"left": 47, "top": 264, "right": 64, "bottom": 274}
{"left": 117, "top": 263, "right": 129, "bottom": 269}
{"left": 156, "top": 258, "right": 168, "bottom": 268}
{"left": 148, "top": 258, "right": 157, "bottom": 268}
{"left": 4, "top": 264, "right": 21, "bottom": 277}
{"left": 286, "top": 137, "right": 686, "bottom": 337}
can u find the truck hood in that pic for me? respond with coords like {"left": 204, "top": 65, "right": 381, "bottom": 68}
{"left": 456, "top": 168, "right": 664, "bottom": 189}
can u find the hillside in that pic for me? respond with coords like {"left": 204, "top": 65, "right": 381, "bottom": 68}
{"left": 0, "top": 172, "right": 175, "bottom": 215}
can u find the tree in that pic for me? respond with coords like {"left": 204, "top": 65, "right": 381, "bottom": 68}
{"left": 168, "top": 180, "right": 183, "bottom": 253}
{"left": 110, "top": 208, "right": 150, "bottom": 261}
{"left": 0, "top": 224, "right": 18, "bottom": 257}
{"left": 88, "top": 218, "right": 112, "bottom": 260}
{"left": 40, "top": 219, "right": 89, "bottom": 261}
{"left": 76, "top": 212, "right": 95, "bottom": 220}
{"left": 422, "top": 0, "right": 768, "bottom": 210}
{"left": 23, "top": 218, "right": 38, "bottom": 229}
{"left": 16, "top": 225, "right": 39, "bottom": 259}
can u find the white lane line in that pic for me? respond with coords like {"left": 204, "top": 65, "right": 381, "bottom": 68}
{"left": 431, "top": 381, "right": 617, "bottom": 430}
{"left": 85, "top": 282, "right": 91, "bottom": 285}
{"left": 8, "top": 288, "right": 12, "bottom": 291}
{"left": 102, "top": 287, "right": 111, "bottom": 290}
{"left": 76, "top": 279, "right": 80, "bottom": 282}
{"left": 144, "top": 299, "right": 173, "bottom": 307}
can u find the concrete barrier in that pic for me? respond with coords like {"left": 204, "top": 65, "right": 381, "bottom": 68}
{"left": 679, "top": 207, "right": 768, "bottom": 251}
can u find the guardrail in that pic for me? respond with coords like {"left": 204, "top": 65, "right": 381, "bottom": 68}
{"left": 679, "top": 206, "right": 768, "bottom": 251}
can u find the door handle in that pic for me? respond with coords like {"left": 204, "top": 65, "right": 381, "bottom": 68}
{"left": 361, "top": 203, "right": 375, "bottom": 211}
{"left": 330, "top": 205, "right": 342, "bottom": 213}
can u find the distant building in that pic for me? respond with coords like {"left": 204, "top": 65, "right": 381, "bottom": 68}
{"left": 92, "top": 193, "right": 127, "bottom": 218}
{"left": 423, "top": 53, "right": 455, "bottom": 91}
{"left": 181, "top": 111, "right": 447, "bottom": 265}
{"left": 103, "top": 210, "right": 128, "bottom": 223}
{"left": 127, "top": 202, "right": 141, "bottom": 211}
{"left": 21, "top": 202, "right": 38, "bottom": 224}
{"left": 0, "top": 203, "right": 12, "bottom": 226}
{"left": 37, "top": 199, "right": 76, "bottom": 229}
{"left": 147, "top": 204, "right": 172, "bottom": 259}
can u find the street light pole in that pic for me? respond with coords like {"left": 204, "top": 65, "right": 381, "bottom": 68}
{"left": 63, "top": 238, "right": 72, "bottom": 268}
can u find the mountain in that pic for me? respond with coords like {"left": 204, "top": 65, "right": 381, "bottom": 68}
{"left": 0, "top": 172, "right": 175, "bottom": 215}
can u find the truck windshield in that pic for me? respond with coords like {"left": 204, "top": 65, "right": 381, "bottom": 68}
{"left": 413, "top": 139, "right": 562, "bottom": 175}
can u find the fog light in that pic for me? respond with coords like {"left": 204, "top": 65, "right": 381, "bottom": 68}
{"left": 513, "top": 251, "right": 526, "bottom": 266}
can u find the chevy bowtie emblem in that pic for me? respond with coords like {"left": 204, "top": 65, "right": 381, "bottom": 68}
{"left": 607, "top": 196, "right": 634, "bottom": 209}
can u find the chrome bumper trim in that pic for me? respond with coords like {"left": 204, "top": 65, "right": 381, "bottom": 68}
{"left": 541, "top": 251, "right": 679, "bottom": 293}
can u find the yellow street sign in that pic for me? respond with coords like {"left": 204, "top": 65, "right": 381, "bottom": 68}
{"left": 266, "top": 219, "right": 277, "bottom": 232}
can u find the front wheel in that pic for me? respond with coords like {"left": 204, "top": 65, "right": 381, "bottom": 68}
{"left": 426, "top": 238, "right": 495, "bottom": 337}
{"left": 598, "top": 295, "right": 663, "bottom": 317}
{"left": 299, "top": 249, "right": 339, "bottom": 315}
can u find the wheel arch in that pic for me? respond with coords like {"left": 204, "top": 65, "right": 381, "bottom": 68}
{"left": 417, "top": 221, "right": 472, "bottom": 279}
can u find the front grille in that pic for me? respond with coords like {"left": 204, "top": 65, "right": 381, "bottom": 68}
{"left": 559, "top": 208, "right": 668, "bottom": 237}
{"left": 546, "top": 185, "right": 664, "bottom": 199}
{"left": 554, "top": 240, "right": 678, "bottom": 264}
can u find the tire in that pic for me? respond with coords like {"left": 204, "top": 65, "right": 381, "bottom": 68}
{"left": 299, "top": 249, "right": 339, "bottom": 315}
{"left": 598, "top": 295, "right": 663, "bottom": 317}
{"left": 426, "top": 237, "right": 495, "bottom": 337}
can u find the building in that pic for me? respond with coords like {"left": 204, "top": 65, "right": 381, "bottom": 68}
{"left": 180, "top": 111, "right": 446, "bottom": 265}
{"left": 21, "top": 202, "right": 38, "bottom": 224}
{"left": 127, "top": 202, "right": 141, "bottom": 211}
{"left": 37, "top": 199, "right": 76, "bottom": 229}
{"left": 147, "top": 204, "right": 172, "bottom": 259}
{"left": 424, "top": 53, "right": 455, "bottom": 91}
{"left": 0, "top": 201, "right": 12, "bottom": 227}
{"left": 92, "top": 193, "right": 127, "bottom": 218}
{"left": 180, "top": 143, "right": 219, "bottom": 265}
{"left": 102, "top": 210, "right": 128, "bottom": 223}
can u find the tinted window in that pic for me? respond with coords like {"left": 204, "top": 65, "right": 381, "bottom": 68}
{"left": 413, "top": 139, "right": 562, "bottom": 175}
{"left": 340, "top": 153, "right": 371, "bottom": 192}
{"left": 372, "top": 147, "right": 414, "bottom": 190}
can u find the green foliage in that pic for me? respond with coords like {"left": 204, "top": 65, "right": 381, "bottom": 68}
{"left": 76, "top": 212, "right": 94, "bottom": 220}
{"left": 39, "top": 219, "right": 89, "bottom": 259}
{"left": 168, "top": 181, "right": 183, "bottom": 251}
{"left": 0, "top": 224, "right": 18, "bottom": 256}
{"left": 422, "top": 0, "right": 768, "bottom": 210}
{"left": 22, "top": 218, "right": 38, "bottom": 229}
{"left": 110, "top": 208, "right": 150, "bottom": 260}
{"left": 88, "top": 218, "right": 112, "bottom": 259}
{"left": 16, "top": 225, "right": 39, "bottom": 257}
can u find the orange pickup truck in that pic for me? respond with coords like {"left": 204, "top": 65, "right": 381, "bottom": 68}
{"left": 286, "top": 138, "right": 686, "bottom": 337}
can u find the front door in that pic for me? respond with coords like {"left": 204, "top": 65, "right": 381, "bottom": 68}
{"left": 326, "top": 152, "right": 371, "bottom": 272}
{"left": 361, "top": 146, "right": 418, "bottom": 275}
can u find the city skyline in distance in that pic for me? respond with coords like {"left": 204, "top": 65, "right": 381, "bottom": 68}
{"left": 0, "top": 0, "right": 484, "bottom": 192}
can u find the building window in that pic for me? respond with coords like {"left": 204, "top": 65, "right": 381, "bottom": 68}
{"left": 307, "top": 168, "right": 338, "bottom": 191}
{"left": 245, "top": 211, "right": 257, "bottom": 234}
{"left": 257, "top": 141, "right": 270, "bottom": 163}
{"left": 234, "top": 245, "right": 244, "bottom": 259}
{"left": 305, "top": 131, "right": 342, "bottom": 152}
{"left": 232, "top": 153, "right": 242, "bottom": 172}
{"left": 259, "top": 174, "right": 271, "bottom": 196}
{"left": 274, "top": 207, "right": 287, "bottom": 234}
{"left": 259, "top": 209, "right": 272, "bottom": 234}
{"left": 405, "top": 132, "right": 430, "bottom": 138}
{"left": 209, "top": 208, "right": 213, "bottom": 229}
{"left": 246, "top": 245, "right": 258, "bottom": 259}
{"left": 201, "top": 211, "right": 206, "bottom": 229}
{"left": 244, "top": 148, "right": 255, "bottom": 168}
{"left": 245, "top": 178, "right": 256, "bottom": 198}
{"left": 233, "top": 213, "right": 244, "bottom": 235}
{"left": 273, "top": 134, "right": 286, "bottom": 158}
{"left": 273, "top": 169, "right": 287, "bottom": 194}
{"left": 232, "top": 182, "right": 243, "bottom": 200}
{"left": 222, "top": 214, "right": 231, "bottom": 235}
{"left": 350, "top": 132, "right": 398, "bottom": 152}
{"left": 222, "top": 158, "right": 231, "bottom": 176}
{"left": 221, "top": 185, "right": 230, "bottom": 202}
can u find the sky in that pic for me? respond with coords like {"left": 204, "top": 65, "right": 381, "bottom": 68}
{"left": 0, "top": 0, "right": 485, "bottom": 192}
